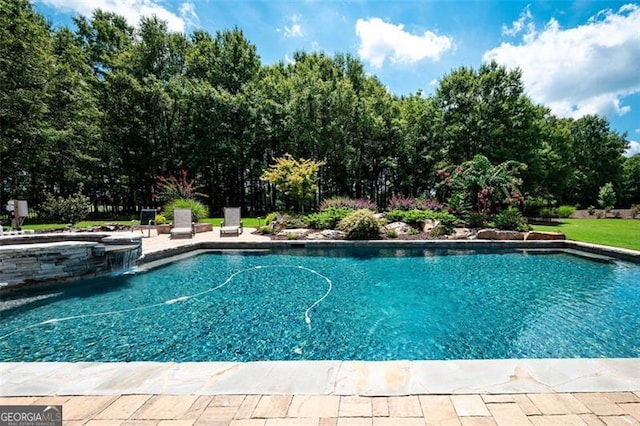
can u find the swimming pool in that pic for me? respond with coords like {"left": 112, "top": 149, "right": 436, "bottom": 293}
{"left": 1, "top": 247, "right": 638, "bottom": 362}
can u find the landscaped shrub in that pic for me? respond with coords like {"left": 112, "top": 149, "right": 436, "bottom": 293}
{"left": 39, "top": 191, "right": 91, "bottom": 224}
{"left": 446, "top": 192, "right": 472, "bottom": 217}
{"left": 387, "top": 195, "right": 444, "bottom": 212}
{"left": 261, "top": 155, "right": 324, "bottom": 212}
{"left": 257, "top": 225, "right": 275, "bottom": 234}
{"left": 264, "top": 212, "right": 279, "bottom": 226}
{"left": 465, "top": 212, "right": 487, "bottom": 228}
{"left": 154, "top": 214, "right": 167, "bottom": 225}
{"left": 415, "top": 198, "right": 444, "bottom": 211}
{"left": 556, "top": 205, "right": 576, "bottom": 218}
{"left": 319, "top": 197, "right": 377, "bottom": 211}
{"left": 493, "top": 207, "right": 529, "bottom": 231}
{"left": 337, "top": 209, "right": 381, "bottom": 239}
{"left": 385, "top": 209, "right": 421, "bottom": 223}
{"left": 279, "top": 214, "right": 307, "bottom": 229}
{"left": 386, "top": 229, "right": 398, "bottom": 238}
{"left": 523, "top": 196, "right": 554, "bottom": 217}
{"left": 305, "top": 207, "right": 353, "bottom": 229}
{"left": 154, "top": 170, "right": 207, "bottom": 202}
{"left": 437, "top": 155, "right": 526, "bottom": 216}
{"left": 587, "top": 205, "right": 596, "bottom": 215}
{"left": 163, "top": 198, "right": 209, "bottom": 222}
{"left": 387, "top": 195, "right": 416, "bottom": 211}
{"left": 598, "top": 182, "right": 616, "bottom": 212}
{"left": 539, "top": 207, "right": 556, "bottom": 218}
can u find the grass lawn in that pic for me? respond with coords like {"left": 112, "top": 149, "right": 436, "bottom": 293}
{"left": 532, "top": 219, "right": 640, "bottom": 251}
{"left": 201, "top": 217, "right": 264, "bottom": 227}
{"left": 17, "top": 218, "right": 264, "bottom": 230}
{"left": 22, "top": 221, "right": 134, "bottom": 231}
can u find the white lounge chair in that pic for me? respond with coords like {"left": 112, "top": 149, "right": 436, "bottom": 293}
{"left": 220, "top": 207, "right": 243, "bottom": 236}
{"left": 171, "top": 208, "right": 193, "bottom": 239}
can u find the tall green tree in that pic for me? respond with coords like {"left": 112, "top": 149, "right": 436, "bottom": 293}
{"left": 568, "top": 115, "right": 628, "bottom": 206}
{"left": 622, "top": 154, "right": 640, "bottom": 206}
{"left": 73, "top": 10, "right": 133, "bottom": 78}
{"left": 0, "top": 0, "right": 54, "bottom": 207}
{"left": 396, "top": 92, "right": 441, "bottom": 198}
{"left": 433, "top": 61, "right": 540, "bottom": 166}
{"left": 44, "top": 27, "right": 101, "bottom": 198}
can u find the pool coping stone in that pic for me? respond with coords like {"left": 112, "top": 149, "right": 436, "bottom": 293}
{"left": 1, "top": 358, "right": 638, "bottom": 396}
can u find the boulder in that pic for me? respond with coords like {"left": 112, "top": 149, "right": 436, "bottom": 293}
{"left": 385, "top": 222, "right": 413, "bottom": 235}
{"left": 276, "top": 228, "right": 310, "bottom": 237}
{"left": 448, "top": 227, "right": 471, "bottom": 240}
{"left": 476, "top": 228, "right": 496, "bottom": 239}
{"left": 476, "top": 229, "right": 525, "bottom": 240}
{"left": 423, "top": 219, "right": 443, "bottom": 235}
{"left": 525, "top": 231, "right": 566, "bottom": 240}
{"left": 321, "top": 229, "right": 344, "bottom": 239}
{"left": 306, "top": 229, "right": 345, "bottom": 240}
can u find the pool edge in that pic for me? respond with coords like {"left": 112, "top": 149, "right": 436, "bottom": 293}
{"left": 137, "top": 239, "right": 640, "bottom": 265}
{"left": 1, "top": 358, "right": 638, "bottom": 396}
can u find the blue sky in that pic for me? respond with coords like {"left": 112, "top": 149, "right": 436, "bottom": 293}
{"left": 35, "top": 0, "right": 640, "bottom": 156}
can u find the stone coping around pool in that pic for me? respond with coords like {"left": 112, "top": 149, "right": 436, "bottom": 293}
{"left": 1, "top": 358, "right": 638, "bottom": 396}
{"left": 137, "top": 239, "right": 640, "bottom": 265}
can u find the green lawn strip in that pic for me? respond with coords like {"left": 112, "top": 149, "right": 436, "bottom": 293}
{"left": 21, "top": 221, "right": 135, "bottom": 231}
{"left": 532, "top": 219, "right": 640, "bottom": 251}
{"left": 21, "top": 223, "right": 67, "bottom": 231}
{"left": 19, "top": 218, "right": 264, "bottom": 230}
{"left": 201, "top": 217, "right": 263, "bottom": 227}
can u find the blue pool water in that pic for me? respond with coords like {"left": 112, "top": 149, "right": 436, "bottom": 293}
{"left": 1, "top": 248, "right": 639, "bottom": 361}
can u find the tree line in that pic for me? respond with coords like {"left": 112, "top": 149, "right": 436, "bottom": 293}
{"left": 1, "top": 0, "right": 638, "bottom": 219}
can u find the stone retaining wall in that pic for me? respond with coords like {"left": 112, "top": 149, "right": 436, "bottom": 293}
{"left": 0, "top": 233, "right": 142, "bottom": 288}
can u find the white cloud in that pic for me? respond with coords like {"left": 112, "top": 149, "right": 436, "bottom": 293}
{"left": 280, "top": 14, "right": 303, "bottom": 38}
{"left": 356, "top": 17, "right": 452, "bottom": 68}
{"left": 626, "top": 140, "right": 640, "bottom": 157}
{"left": 41, "top": 0, "right": 187, "bottom": 32}
{"left": 502, "top": 4, "right": 534, "bottom": 37}
{"left": 484, "top": 4, "right": 640, "bottom": 119}
{"left": 179, "top": 2, "right": 198, "bottom": 28}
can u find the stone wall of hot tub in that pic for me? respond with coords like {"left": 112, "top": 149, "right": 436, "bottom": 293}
{"left": 0, "top": 233, "right": 142, "bottom": 288}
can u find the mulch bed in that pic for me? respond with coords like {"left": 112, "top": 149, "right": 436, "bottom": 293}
{"left": 570, "top": 208, "right": 635, "bottom": 219}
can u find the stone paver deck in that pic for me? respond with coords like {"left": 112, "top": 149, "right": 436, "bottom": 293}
{"left": 2, "top": 229, "right": 639, "bottom": 425}
{"left": 139, "top": 227, "right": 270, "bottom": 256}
{"left": 1, "top": 392, "right": 639, "bottom": 425}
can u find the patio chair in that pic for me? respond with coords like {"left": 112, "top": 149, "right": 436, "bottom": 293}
{"left": 220, "top": 207, "right": 243, "bottom": 236}
{"left": 171, "top": 208, "right": 193, "bottom": 239}
{"left": 135, "top": 208, "right": 157, "bottom": 237}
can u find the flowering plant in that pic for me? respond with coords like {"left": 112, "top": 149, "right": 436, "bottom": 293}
{"left": 437, "top": 155, "right": 526, "bottom": 216}
{"left": 153, "top": 170, "right": 207, "bottom": 201}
